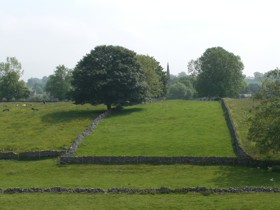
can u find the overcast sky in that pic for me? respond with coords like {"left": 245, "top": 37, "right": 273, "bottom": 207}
{"left": 1, "top": 0, "right": 279, "bottom": 81}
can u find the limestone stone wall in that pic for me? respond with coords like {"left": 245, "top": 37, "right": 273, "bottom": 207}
{"left": 2, "top": 186, "right": 280, "bottom": 194}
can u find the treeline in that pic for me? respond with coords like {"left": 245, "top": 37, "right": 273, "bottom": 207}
{"left": 0, "top": 46, "right": 276, "bottom": 102}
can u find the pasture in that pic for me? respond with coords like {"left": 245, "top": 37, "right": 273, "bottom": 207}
{"left": 1, "top": 159, "right": 280, "bottom": 188}
{"left": 1, "top": 99, "right": 280, "bottom": 209}
{"left": 0, "top": 102, "right": 105, "bottom": 152}
{"left": 76, "top": 100, "right": 235, "bottom": 156}
{"left": 1, "top": 193, "right": 280, "bottom": 210}
{"left": 224, "top": 98, "right": 280, "bottom": 160}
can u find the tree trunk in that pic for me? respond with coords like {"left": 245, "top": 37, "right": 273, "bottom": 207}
{"left": 106, "top": 104, "right": 112, "bottom": 110}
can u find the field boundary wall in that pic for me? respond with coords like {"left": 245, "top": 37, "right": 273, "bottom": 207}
{"left": 2, "top": 186, "right": 280, "bottom": 194}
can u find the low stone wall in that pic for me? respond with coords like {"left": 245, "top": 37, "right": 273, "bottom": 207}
{"left": 0, "top": 110, "right": 111, "bottom": 160}
{"left": 58, "top": 98, "right": 280, "bottom": 166}
{"left": 65, "top": 110, "right": 111, "bottom": 155}
{"left": 0, "top": 150, "right": 66, "bottom": 160}
{"left": 2, "top": 186, "right": 280, "bottom": 194}
{"left": 60, "top": 156, "right": 239, "bottom": 165}
{"left": 59, "top": 155, "right": 280, "bottom": 167}
{"left": 220, "top": 98, "right": 253, "bottom": 160}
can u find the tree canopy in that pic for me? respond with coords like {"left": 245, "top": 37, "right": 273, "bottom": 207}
{"left": 72, "top": 45, "right": 147, "bottom": 109}
{"left": 248, "top": 69, "right": 280, "bottom": 154}
{"left": 45, "top": 65, "right": 72, "bottom": 100}
{"left": 0, "top": 57, "right": 30, "bottom": 100}
{"left": 136, "top": 54, "right": 167, "bottom": 99}
{"left": 195, "top": 47, "right": 244, "bottom": 97}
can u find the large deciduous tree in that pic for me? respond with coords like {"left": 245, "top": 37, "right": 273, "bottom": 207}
{"left": 45, "top": 65, "right": 72, "bottom": 100}
{"left": 136, "top": 54, "right": 167, "bottom": 99}
{"left": 248, "top": 69, "right": 280, "bottom": 154}
{"left": 72, "top": 45, "right": 148, "bottom": 110}
{"left": 195, "top": 47, "right": 244, "bottom": 97}
{"left": 0, "top": 57, "right": 30, "bottom": 100}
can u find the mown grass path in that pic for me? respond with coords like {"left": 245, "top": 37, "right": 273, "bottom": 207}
{"left": 76, "top": 100, "right": 235, "bottom": 156}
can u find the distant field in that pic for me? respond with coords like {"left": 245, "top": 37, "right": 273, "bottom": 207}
{"left": 0, "top": 102, "right": 105, "bottom": 152}
{"left": 2, "top": 193, "right": 280, "bottom": 210}
{"left": 224, "top": 98, "right": 280, "bottom": 160}
{"left": 1, "top": 159, "right": 280, "bottom": 188}
{"left": 76, "top": 100, "right": 235, "bottom": 156}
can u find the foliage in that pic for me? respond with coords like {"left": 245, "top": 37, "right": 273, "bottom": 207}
{"left": 195, "top": 47, "right": 244, "bottom": 97}
{"left": 72, "top": 45, "right": 148, "bottom": 110}
{"left": 245, "top": 69, "right": 280, "bottom": 154}
{"left": 167, "top": 82, "right": 194, "bottom": 99}
{"left": 0, "top": 102, "right": 105, "bottom": 152}
{"left": 256, "top": 68, "right": 280, "bottom": 99}
{"left": 187, "top": 59, "right": 201, "bottom": 77}
{"left": 0, "top": 57, "right": 23, "bottom": 77}
{"left": 45, "top": 65, "right": 72, "bottom": 100}
{"left": 167, "top": 73, "right": 196, "bottom": 99}
{"left": 224, "top": 98, "right": 280, "bottom": 159}
{"left": 76, "top": 100, "right": 234, "bottom": 156}
{"left": 248, "top": 97, "right": 280, "bottom": 154}
{"left": 0, "top": 57, "right": 30, "bottom": 100}
{"left": 136, "top": 54, "right": 167, "bottom": 98}
{"left": 242, "top": 83, "right": 261, "bottom": 95}
{"left": 27, "top": 76, "right": 49, "bottom": 96}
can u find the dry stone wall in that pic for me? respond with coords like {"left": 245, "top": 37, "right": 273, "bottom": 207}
{"left": 2, "top": 186, "right": 280, "bottom": 194}
{"left": 0, "top": 150, "right": 66, "bottom": 160}
{"left": 59, "top": 99, "right": 280, "bottom": 167}
{"left": 65, "top": 110, "right": 111, "bottom": 155}
{"left": 220, "top": 98, "right": 253, "bottom": 160}
{"left": 0, "top": 110, "right": 111, "bottom": 160}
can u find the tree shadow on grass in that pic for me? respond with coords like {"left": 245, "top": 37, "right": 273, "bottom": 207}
{"left": 41, "top": 110, "right": 105, "bottom": 123}
{"left": 210, "top": 165, "right": 280, "bottom": 187}
{"left": 108, "top": 107, "right": 144, "bottom": 119}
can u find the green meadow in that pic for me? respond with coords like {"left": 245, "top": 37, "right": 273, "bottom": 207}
{"left": 76, "top": 100, "right": 235, "bottom": 156}
{"left": 224, "top": 98, "right": 280, "bottom": 160}
{"left": 0, "top": 102, "right": 105, "bottom": 152}
{"left": 1, "top": 99, "right": 280, "bottom": 209}
{"left": 1, "top": 159, "right": 280, "bottom": 188}
{"left": 1, "top": 193, "right": 280, "bottom": 210}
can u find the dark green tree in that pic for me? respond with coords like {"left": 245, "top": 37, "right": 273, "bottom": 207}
{"left": 45, "top": 65, "right": 72, "bottom": 100}
{"left": 136, "top": 54, "right": 167, "bottom": 99}
{"left": 0, "top": 57, "right": 30, "bottom": 100}
{"left": 195, "top": 47, "right": 244, "bottom": 97}
{"left": 248, "top": 69, "right": 280, "bottom": 154}
{"left": 72, "top": 45, "right": 148, "bottom": 110}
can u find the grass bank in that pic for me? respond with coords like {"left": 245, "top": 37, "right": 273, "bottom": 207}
{"left": 1, "top": 193, "right": 280, "bottom": 209}
{"left": 0, "top": 159, "right": 279, "bottom": 188}
{"left": 224, "top": 98, "right": 280, "bottom": 160}
{"left": 76, "top": 100, "right": 235, "bottom": 156}
{"left": 0, "top": 102, "right": 105, "bottom": 152}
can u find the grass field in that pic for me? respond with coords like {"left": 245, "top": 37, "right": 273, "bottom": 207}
{"left": 1, "top": 193, "right": 280, "bottom": 210}
{"left": 0, "top": 102, "right": 105, "bottom": 152}
{"left": 1, "top": 159, "right": 279, "bottom": 188}
{"left": 1, "top": 99, "right": 279, "bottom": 209}
{"left": 224, "top": 98, "right": 280, "bottom": 160}
{"left": 76, "top": 100, "right": 235, "bottom": 156}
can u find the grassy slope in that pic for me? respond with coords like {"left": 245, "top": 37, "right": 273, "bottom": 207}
{"left": 224, "top": 98, "right": 280, "bottom": 160}
{"left": 76, "top": 100, "right": 235, "bottom": 156}
{"left": 1, "top": 193, "right": 280, "bottom": 210}
{"left": 0, "top": 102, "right": 105, "bottom": 152}
{"left": 1, "top": 159, "right": 280, "bottom": 188}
